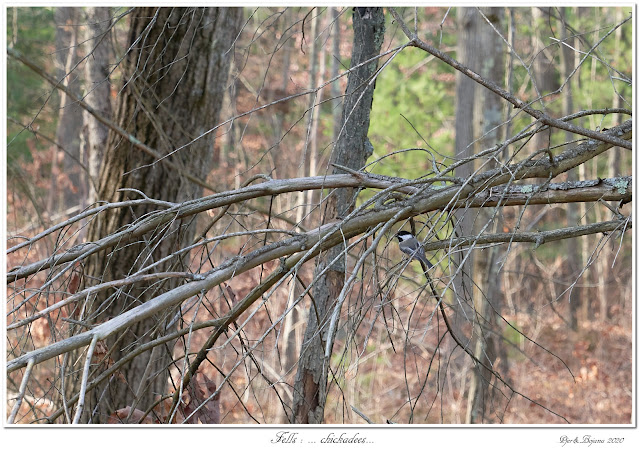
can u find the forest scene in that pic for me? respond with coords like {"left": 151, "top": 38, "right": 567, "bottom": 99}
{"left": 5, "top": 6, "right": 633, "bottom": 425}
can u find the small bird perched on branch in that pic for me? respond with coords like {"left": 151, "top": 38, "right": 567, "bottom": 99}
{"left": 395, "top": 231, "right": 433, "bottom": 269}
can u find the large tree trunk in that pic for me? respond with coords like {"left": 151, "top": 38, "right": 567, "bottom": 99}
{"left": 291, "top": 7, "right": 384, "bottom": 424}
{"left": 66, "top": 7, "right": 243, "bottom": 423}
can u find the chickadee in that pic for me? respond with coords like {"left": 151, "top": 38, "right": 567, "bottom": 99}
{"left": 395, "top": 231, "right": 433, "bottom": 269}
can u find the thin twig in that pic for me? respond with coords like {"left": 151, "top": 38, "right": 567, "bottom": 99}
{"left": 351, "top": 405, "right": 375, "bottom": 424}
{"left": 72, "top": 335, "right": 99, "bottom": 424}
{"left": 7, "top": 358, "right": 35, "bottom": 424}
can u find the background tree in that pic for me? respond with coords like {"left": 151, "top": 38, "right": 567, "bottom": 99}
{"left": 291, "top": 7, "right": 384, "bottom": 424}
{"left": 81, "top": 6, "right": 113, "bottom": 205}
{"left": 461, "top": 7, "right": 508, "bottom": 424}
{"left": 50, "top": 7, "right": 84, "bottom": 212}
{"left": 7, "top": 6, "right": 632, "bottom": 425}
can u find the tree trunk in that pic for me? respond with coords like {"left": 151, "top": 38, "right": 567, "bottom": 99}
{"left": 295, "top": 9, "right": 320, "bottom": 227}
{"left": 51, "top": 7, "right": 84, "bottom": 212}
{"left": 602, "top": 6, "right": 626, "bottom": 322}
{"left": 291, "top": 7, "right": 384, "bottom": 424}
{"left": 465, "top": 8, "right": 506, "bottom": 424}
{"left": 330, "top": 7, "right": 342, "bottom": 145}
{"left": 81, "top": 7, "right": 113, "bottom": 205}
{"left": 531, "top": 7, "right": 560, "bottom": 94}
{"left": 66, "top": 7, "right": 242, "bottom": 423}
{"left": 557, "top": 8, "right": 582, "bottom": 330}
{"left": 530, "top": 7, "right": 554, "bottom": 152}
{"left": 452, "top": 7, "right": 479, "bottom": 331}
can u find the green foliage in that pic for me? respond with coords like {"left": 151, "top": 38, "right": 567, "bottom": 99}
{"left": 7, "top": 8, "right": 57, "bottom": 165}
{"left": 6, "top": 8, "right": 57, "bottom": 115}
{"left": 6, "top": 8, "right": 56, "bottom": 58}
{"left": 368, "top": 47, "right": 456, "bottom": 180}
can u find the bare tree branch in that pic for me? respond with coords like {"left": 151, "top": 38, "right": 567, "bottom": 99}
{"left": 388, "top": 7, "right": 632, "bottom": 149}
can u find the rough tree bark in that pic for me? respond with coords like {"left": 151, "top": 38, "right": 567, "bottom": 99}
{"left": 291, "top": 7, "right": 384, "bottom": 424}
{"left": 65, "top": 7, "right": 243, "bottom": 423}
